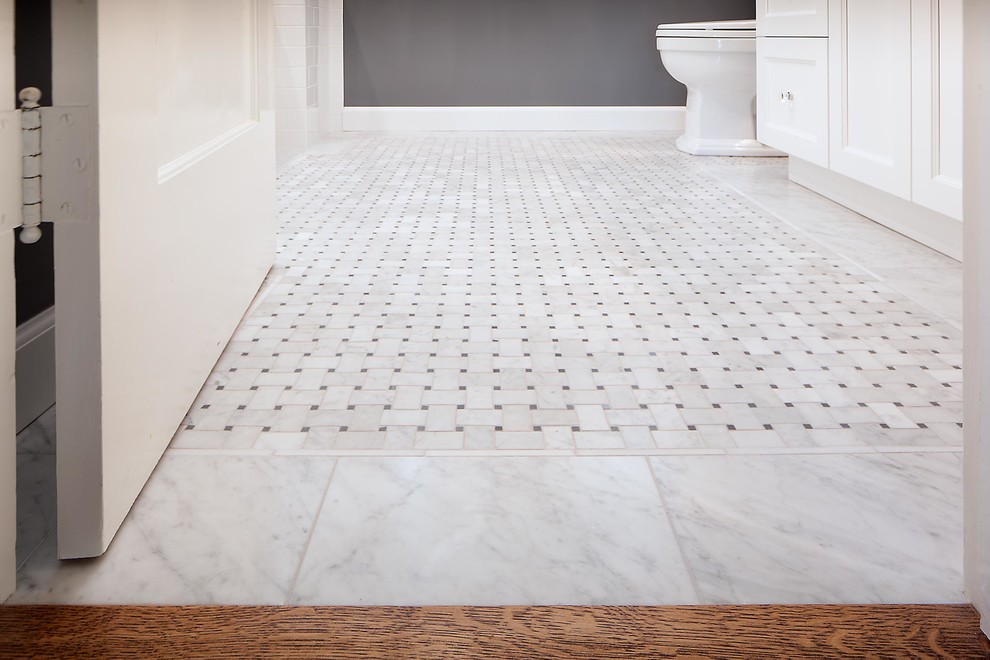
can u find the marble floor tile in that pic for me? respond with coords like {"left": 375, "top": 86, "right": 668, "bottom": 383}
{"left": 176, "top": 134, "right": 962, "bottom": 454}
{"left": 10, "top": 134, "right": 966, "bottom": 608}
{"left": 290, "top": 457, "right": 697, "bottom": 606}
{"left": 698, "top": 159, "right": 963, "bottom": 328}
{"left": 649, "top": 452, "right": 964, "bottom": 604}
{"left": 869, "top": 267, "right": 964, "bottom": 327}
{"left": 16, "top": 406, "right": 55, "bottom": 455}
{"left": 11, "top": 455, "right": 336, "bottom": 605}
{"left": 15, "top": 454, "right": 56, "bottom": 568}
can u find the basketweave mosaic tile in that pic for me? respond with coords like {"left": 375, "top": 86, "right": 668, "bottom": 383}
{"left": 176, "top": 134, "right": 962, "bottom": 453}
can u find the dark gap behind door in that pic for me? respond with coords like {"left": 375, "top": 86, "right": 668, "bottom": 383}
{"left": 13, "top": 0, "right": 54, "bottom": 326}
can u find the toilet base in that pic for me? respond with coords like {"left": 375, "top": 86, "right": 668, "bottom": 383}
{"left": 675, "top": 135, "right": 785, "bottom": 157}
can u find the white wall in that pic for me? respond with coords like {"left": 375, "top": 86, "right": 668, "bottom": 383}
{"left": 964, "top": 0, "right": 990, "bottom": 636}
{"left": 318, "top": 0, "right": 343, "bottom": 134}
{"left": 274, "top": 0, "right": 342, "bottom": 160}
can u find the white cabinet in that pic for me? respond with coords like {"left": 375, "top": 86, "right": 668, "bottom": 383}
{"left": 757, "top": 0, "right": 964, "bottom": 258}
{"left": 911, "top": 0, "right": 963, "bottom": 219}
{"left": 757, "top": 0, "right": 829, "bottom": 37}
{"left": 755, "top": 0, "right": 830, "bottom": 168}
{"left": 828, "top": 0, "right": 913, "bottom": 200}
{"left": 757, "top": 38, "right": 829, "bottom": 166}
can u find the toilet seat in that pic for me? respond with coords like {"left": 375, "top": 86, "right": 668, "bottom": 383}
{"left": 655, "top": 19, "right": 756, "bottom": 39}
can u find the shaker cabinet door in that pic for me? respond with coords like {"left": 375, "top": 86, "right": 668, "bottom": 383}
{"left": 911, "top": 0, "right": 963, "bottom": 221}
{"left": 757, "top": 37, "right": 829, "bottom": 166}
{"left": 757, "top": 0, "right": 829, "bottom": 37}
{"left": 828, "top": 0, "right": 912, "bottom": 200}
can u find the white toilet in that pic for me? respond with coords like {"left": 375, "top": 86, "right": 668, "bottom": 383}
{"left": 656, "top": 19, "right": 780, "bottom": 157}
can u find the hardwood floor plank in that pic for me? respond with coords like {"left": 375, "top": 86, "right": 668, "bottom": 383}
{"left": 1, "top": 605, "right": 987, "bottom": 659}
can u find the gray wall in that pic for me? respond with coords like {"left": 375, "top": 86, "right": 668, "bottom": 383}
{"left": 343, "top": 0, "right": 755, "bottom": 107}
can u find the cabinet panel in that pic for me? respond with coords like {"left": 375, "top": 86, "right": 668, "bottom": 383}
{"left": 757, "top": 38, "right": 829, "bottom": 166}
{"left": 828, "top": 0, "right": 912, "bottom": 200}
{"left": 757, "top": 0, "right": 829, "bottom": 37}
{"left": 912, "top": 0, "right": 963, "bottom": 220}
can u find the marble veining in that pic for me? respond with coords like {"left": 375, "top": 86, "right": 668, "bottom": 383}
{"left": 15, "top": 454, "right": 56, "bottom": 569}
{"left": 175, "top": 134, "right": 962, "bottom": 454}
{"left": 650, "top": 452, "right": 964, "bottom": 604}
{"left": 8, "top": 134, "right": 964, "bottom": 607}
{"left": 700, "top": 160, "right": 963, "bottom": 328}
{"left": 11, "top": 455, "right": 335, "bottom": 605}
{"left": 16, "top": 406, "right": 55, "bottom": 455}
{"left": 291, "top": 457, "right": 697, "bottom": 606}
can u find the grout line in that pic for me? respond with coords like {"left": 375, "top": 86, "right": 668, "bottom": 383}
{"left": 284, "top": 458, "right": 339, "bottom": 605}
{"left": 167, "top": 448, "right": 275, "bottom": 457}
{"left": 11, "top": 135, "right": 966, "bottom": 608}
{"left": 165, "top": 445, "right": 961, "bottom": 459}
{"left": 576, "top": 448, "right": 725, "bottom": 457}
{"left": 724, "top": 446, "right": 876, "bottom": 456}
{"left": 869, "top": 445, "right": 963, "bottom": 454}
{"left": 643, "top": 456, "right": 705, "bottom": 606}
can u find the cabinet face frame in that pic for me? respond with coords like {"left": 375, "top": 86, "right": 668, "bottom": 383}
{"left": 757, "top": 0, "right": 829, "bottom": 37}
{"left": 827, "top": 0, "right": 913, "bottom": 200}
{"left": 912, "top": 0, "right": 964, "bottom": 220}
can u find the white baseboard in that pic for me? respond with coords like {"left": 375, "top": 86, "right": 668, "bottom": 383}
{"left": 343, "top": 106, "right": 686, "bottom": 132}
{"left": 789, "top": 158, "right": 963, "bottom": 261}
{"left": 16, "top": 306, "right": 55, "bottom": 432}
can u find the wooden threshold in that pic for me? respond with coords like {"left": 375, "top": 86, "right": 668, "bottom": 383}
{"left": 1, "top": 604, "right": 987, "bottom": 659}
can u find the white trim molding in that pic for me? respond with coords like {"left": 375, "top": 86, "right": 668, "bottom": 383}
{"left": 16, "top": 306, "right": 55, "bottom": 432}
{"left": 343, "top": 106, "right": 687, "bottom": 132}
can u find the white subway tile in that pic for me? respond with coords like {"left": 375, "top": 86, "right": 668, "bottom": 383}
{"left": 275, "top": 66, "right": 307, "bottom": 89}
{"left": 275, "top": 86, "right": 309, "bottom": 109}
{"left": 275, "top": 107, "right": 308, "bottom": 129}
{"left": 274, "top": 45, "right": 307, "bottom": 68}
{"left": 274, "top": 5, "right": 306, "bottom": 26}
{"left": 275, "top": 128, "right": 306, "bottom": 152}
{"left": 274, "top": 26, "right": 306, "bottom": 48}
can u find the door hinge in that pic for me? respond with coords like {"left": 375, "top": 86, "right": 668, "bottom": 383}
{"left": 16, "top": 87, "right": 93, "bottom": 245}
{"left": 19, "top": 88, "right": 42, "bottom": 244}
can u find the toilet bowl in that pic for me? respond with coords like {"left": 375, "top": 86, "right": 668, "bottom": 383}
{"left": 656, "top": 20, "right": 781, "bottom": 157}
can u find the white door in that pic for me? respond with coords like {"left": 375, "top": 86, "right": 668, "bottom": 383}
{"left": 0, "top": 0, "right": 20, "bottom": 600}
{"left": 828, "top": 0, "right": 913, "bottom": 200}
{"left": 53, "top": 0, "right": 276, "bottom": 558}
{"left": 964, "top": 0, "right": 990, "bottom": 635}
